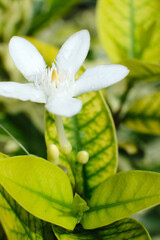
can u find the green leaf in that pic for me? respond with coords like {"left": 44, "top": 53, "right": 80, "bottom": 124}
{"left": 0, "top": 155, "right": 78, "bottom": 230}
{"left": 97, "top": 0, "right": 160, "bottom": 62}
{"left": 25, "top": 37, "right": 58, "bottom": 66}
{"left": 0, "top": 185, "right": 55, "bottom": 240}
{"left": 121, "top": 59, "right": 160, "bottom": 83}
{"left": 0, "top": 152, "right": 7, "bottom": 159}
{"left": 72, "top": 194, "right": 89, "bottom": 223}
{"left": 53, "top": 218, "right": 151, "bottom": 240}
{"left": 123, "top": 91, "right": 160, "bottom": 135}
{"left": 81, "top": 171, "right": 160, "bottom": 229}
{"left": 0, "top": 153, "right": 55, "bottom": 240}
{"left": 28, "top": 0, "right": 81, "bottom": 34}
{"left": 45, "top": 91, "right": 117, "bottom": 198}
{"left": 0, "top": 223, "right": 7, "bottom": 240}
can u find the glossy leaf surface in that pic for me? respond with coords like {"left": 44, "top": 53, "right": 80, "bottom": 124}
{"left": 123, "top": 91, "right": 160, "bottom": 135}
{"left": 82, "top": 171, "right": 160, "bottom": 229}
{"left": 0, "top": 185, "right": 55, "bottom": 240}
{"left": 0, "top": 152, "right": 8, "bottom": 159}
{"left": 45, "top": 91, "right": 117, "bottom": 198}
{"left": 0, "top": 155, "right": 77, "bottom": 230}
{"left": 97, "top": 0, "right": 160, "bottom": 62}
{"left": 53, "top": 218, "right": 151, "bottom": 240}
{"left": 0, "top": 153, "right": 55, "bottom": 240}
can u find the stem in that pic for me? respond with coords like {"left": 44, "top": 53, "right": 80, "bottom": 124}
{"left": 0, "top": 124, "right": 29, "bottom": 155}
{"left": 54, "top": 115, "right": 72, "bottom": 154}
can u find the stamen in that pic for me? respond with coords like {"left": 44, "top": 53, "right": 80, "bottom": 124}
{"left": 51, "top": 69, "right": 59, "bottom": 88}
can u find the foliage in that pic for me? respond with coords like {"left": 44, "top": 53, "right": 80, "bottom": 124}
{"left": 53, "top": 218, "right": 151, "bottom": 240}
{"left": 97, "top": 0, "right": 160, "bottom": 62}
{"left": 0, "top": 0, "right": 160, "bottom": 239}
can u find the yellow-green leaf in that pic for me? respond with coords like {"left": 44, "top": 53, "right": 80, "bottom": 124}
{"left": 25, "top": 37, "right": 58, "bottom": 66}
{"left": 123, "top": 91, "right": 160, "bottom": 135}
{"left": 97, "top": 0, "right": 160, "bottom": 62}
{"left": 122, "top": 59, "right": 160, "bottom": 83}
{"left": 0, "top": 152, "right": 7, "bottom": 159}
{"left": 0, "top": 153, "right": 55, "bottom": 240}
{"left": 0, "top": 155, "right": 77, "bottom": 230}
{"left": 0, "top": 185, "right": 54, "bottom": 240}
{"left": 82, "top": 171, "right": 160, "bottom": 229}
{"left": 53, "top": 218, "right": 151, "bottom": 240}
{"left": 45, "top": 91, "right": 117, "bottom": 198}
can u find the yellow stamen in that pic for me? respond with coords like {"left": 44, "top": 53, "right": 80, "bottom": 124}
{"left": 51, "top": 69, "right": 59, "bottom": 88}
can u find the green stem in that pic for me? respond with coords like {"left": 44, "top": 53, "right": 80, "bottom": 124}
{"left": 0, "top": 124, "right": 29, "bottom": 155}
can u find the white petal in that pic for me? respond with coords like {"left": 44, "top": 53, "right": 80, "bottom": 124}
{"left": 56, "top": 30, "right": 90, "bottom": 77}
{"left": 73, "top": 65, "right": 129, "bottom": 96}
{"left": 46, "top": 97, "right": 82, "bottom": 117}
{"left": 9, "top": 36, "right": 46, "bottom": 82}
{"left": 0, "top": 82, "right": 46, "bottom": 103}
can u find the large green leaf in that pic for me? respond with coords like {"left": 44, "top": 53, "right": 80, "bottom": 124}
{"left": 0, "top": 152, "right": 8, "bottom": 159}
{"left": 81, "top": 171, "right": 160, "bottom": 229}
{"left": 97, "top": 0, "right": 160, "bottom": 62}
{"left": 123, "top": 91, "right": 160, "bottom": 135}
{"left": 121, "top": 59, "right": 160, "bottom": 83}
{"left": 0, "top": 155, "right": 78, "bottom": 230}
{"left": 45, "top": 91, "right": 117, "bottom": 198}
{"left": 53, "top": 218, "right": 151, "bottom": 240}
{"left": 0, "top": 185, "right": 55, "bottom": 240}
{"left": 0, "top": 153, "right": 55, "bottom": 240}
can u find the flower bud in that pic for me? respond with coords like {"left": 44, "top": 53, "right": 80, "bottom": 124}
{"left": 77, "top": 151, "right": 89, "bottom": 164}
{"left": 47, "top": 144, "right": 60, "bottom": 165}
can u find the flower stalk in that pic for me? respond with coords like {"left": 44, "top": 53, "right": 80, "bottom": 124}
{"left": 54, "top": 115, "right": 72, "bottom": 154}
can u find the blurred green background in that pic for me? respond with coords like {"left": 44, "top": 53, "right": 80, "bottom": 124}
{"left": 0, "top": 0, "right": 160, "bottom": 239}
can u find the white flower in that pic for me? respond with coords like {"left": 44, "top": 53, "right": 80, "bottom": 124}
{"left": 0, "top": 30, "right": 129, "bottom": 117}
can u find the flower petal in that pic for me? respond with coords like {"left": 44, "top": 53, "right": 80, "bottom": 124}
{"left": 46, "top": 97, "right": 82, "bottom": 117}
{"left": 73, "top": 65, "right": 129, "bottom": 96}
{"left": 9, "top": 36, "right": 46, "bottom": 82}
{"left": 56, "top": 30, "right": 90, "bottom": 77}
{"left": 0, "top": 82, "right": 46, "bottom": 103}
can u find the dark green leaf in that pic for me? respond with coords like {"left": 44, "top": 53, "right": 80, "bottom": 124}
{"left": 53, "top": 218, "right": 151, "bottom": 240}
